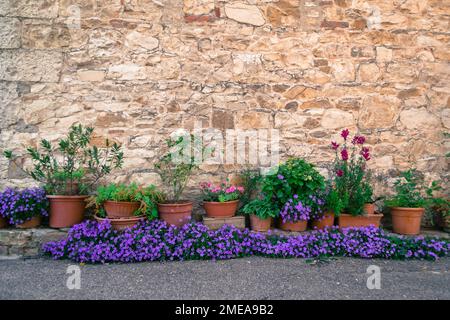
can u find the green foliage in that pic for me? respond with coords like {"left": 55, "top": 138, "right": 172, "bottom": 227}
{"left": 155, "top": 134, "right": 212, "bottom": 202}
{"left": 4, "top": 124, "right": 123, "bottom": 195}
{"left": 261, "top": 158, "right": 325, "bottom": 213}
{"left": 237, "top": 167, "right": 262, "bottom": 213}
{"left": 323, "top": 185, "right": 347, "bottom": 216}
{"left": 384, "top": 170, "right": 427, "bottom": 208}
{"left": 241, "top": 198, "right": 278, "bottom": 219}
{"left": 87, "top": 183, "right": 165, "bottom": 220}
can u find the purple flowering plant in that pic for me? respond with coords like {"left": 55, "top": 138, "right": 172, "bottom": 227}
{"left": 0, "top": 187, "right": 48, "bottom": 225}
{"left": 42, "top": 220, "right": 449, "bottom": 263}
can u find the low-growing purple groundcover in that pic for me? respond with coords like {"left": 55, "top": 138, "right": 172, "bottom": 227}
{"left": 42, "top": 220, "right": 450, "bottom": 264}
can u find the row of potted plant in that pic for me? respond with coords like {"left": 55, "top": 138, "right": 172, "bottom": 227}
{"left": 1, "top": 125, "right": 448, "bottom": 236}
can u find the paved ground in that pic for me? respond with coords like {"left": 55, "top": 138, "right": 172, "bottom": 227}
{"left": 0, "top": 256, "right": 449, "bottom": 300}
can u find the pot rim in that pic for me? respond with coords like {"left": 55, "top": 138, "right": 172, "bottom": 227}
{"left": 250, "top": 214, "right": 272, "bottom": 221}
{"left": 47, "top": 195, "right": 89, "bottom": 199}
{"left": 158, "top": 201, "right": 193, "bottom": 206}
{"left": 94, "top": 214, "right": 145, "bottom": 222}
{"left": 390, "top": 207, "right": 425, "bottom": 211}
{"left": 203, "top": 200, "right": 240, "bottom": 204}
{"left": 104, "top": 200, "right": 141, "bottom": 205}
{"left": 339, "top": 213, "right": 384, "bottom": 217}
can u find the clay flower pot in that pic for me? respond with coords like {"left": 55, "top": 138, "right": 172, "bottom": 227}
{"left": 103, "top": 201, "right": 140, "bottom": 218}
{"left": 338, "top": 213, "right": 383, "bottom": 229}
{"left": 47, "top": 195, "right": 88, "bottom": 228}
{"left": 250, "top": 215, "right": 272, "bottom": 232}
{"left": 16, "top": 216, "right": 41, "bottom": 229}
{"left": 390, "top": 207, "right": 424, "bottom": 235}
{"left": 311, "top": 213, "right": 335, "bottom": 230}
{"left": 158, "top": 201, "right": 193, "bottom": 228}
{"left": 0, "top": 216, "right": 8, "bottom": 229}
{"left": 279, "top": 219, "right": 308, "bottom": 232}
{"left": 203, "top": 200, "right": 239, "bottom": 218}
{"left": 363, "top": 203, "right": 375, "bottom": 215}
{"left": 94, "top": 215, "right": 145, "bottom": 231}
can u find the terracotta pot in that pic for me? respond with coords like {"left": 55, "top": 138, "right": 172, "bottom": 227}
{"left": 158, "top": 201, "right": 193, "bottom": 228}
{"left": 311, "top": 213, "right": 335, "bottom": 230}
{"left": 47, "top": 195, "right": 88, "bottom": 228}
{"left": 103, "top": 201, "right": 140, "bottom": 218}
{"left": 0, "top": 216, "right": 8, "bottom": 229}
{"left": 16, "top": 216, "right": 41, "bottom": 229}
{"left": 250, "top": 215, "right": 272, "bottom": 232}
{"left": 203, "top": 200, "right": 239, "bottom": 218}
{"left": 390, "top": 207, "right": 424, "bottom": 235}
{"left": 363, "top": 203, "right": 376, "bottom": 215}
{"left": 338, "top": 213, "right": 383, "bottom": 229}
{"left": 279, "top": 219, "right": 308, "bottom": 232}
{"left": 94, "top": 215, "right": 146, "bottom": 231}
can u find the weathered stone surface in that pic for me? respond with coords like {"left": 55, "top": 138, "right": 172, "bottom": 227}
{"left": 224, "top": 3, "right": 265, "bottom": 26}
{"left": 399, "top": 108, "right": 441, "bottom": 130}
{"left": 0, "top": 0, "right": 58, "bottom": 18}
{"left": 321, "top": 109, "right": 354, "bottom": 129}
{"left": 359, "top": 96, "right": 400, "bottom": 129}
{"left": 0, "top": 50, "right": 62, "bottom": 82}
{"left": 0, "top": 0, "right": 448, "bottom": 196}
{"left": 0, "top": 17, "right": 21, "bottom": 48}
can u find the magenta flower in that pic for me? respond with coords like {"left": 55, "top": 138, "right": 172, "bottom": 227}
{"left": 341, "top": 149, "right": 349, "bottom": 161}
{"left": 361, "top": 147, "right": 371, "bottom": 161}
{"left": 352, "top": 135, "right": 366, "bottom": 145}
{"left": 331, "top": 141, "right": 339, "bottom": 150}
{"left": 336, "top": 169, "right": 344, "bottom": 177}
{"left": 341, "top": 129, "right": 350, "bottom": 140}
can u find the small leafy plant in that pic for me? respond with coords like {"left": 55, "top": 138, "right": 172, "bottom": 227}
{"left": 384, "top": 169, "right": 446, "bottom": 210}
{"left": 155, "top": 135, "right": 212, "bottom": 203}
{"left": 0, "top": 188, "right": 49, "bottom": 225}
{"left": 261, "top": 158, "right": 325, "bottom": 214}
{"left": 200, "top": 181, "right": 244, "bottom": 202}
{"left": 330, "top": 129, "right": 373, "bottom": 216}
{"left": 3, "top": 124, "right": 123, "bottom": 195}
{"left": 237, "top": 167, "right": 262, "bottom": 213}
{"left": 87, "top": 183, "right": 165, "bottom": 220}
{"left": 241, "top": 198, "right": 278, "bottom": 220}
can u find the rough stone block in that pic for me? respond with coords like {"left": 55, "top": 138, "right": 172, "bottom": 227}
{"left": 0, "top": 50, "right": 62, "bottom": 82}
{"left": 0, "top": 0, "right": 59, "bottom": 18}
{"left": 203, "top": 216, "right": 246, "bottom": 230}
{"left": 0, "top": 17, "right": 21, "bottom": 48}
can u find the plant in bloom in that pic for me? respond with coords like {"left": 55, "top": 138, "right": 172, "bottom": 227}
{"left": 42, "top": 220, "right": 450, "bottom": 263}
{"left": 280, "top": 197, "right": 312, "bottom": 223}
{"left": 329, "top": 129, "right": 373, "bottom": 216}
{"left": 0, "top": 188, "right": 48, "bottom": 225}
{"left": 200, "top": 181, "right": 244, "bottom": 202}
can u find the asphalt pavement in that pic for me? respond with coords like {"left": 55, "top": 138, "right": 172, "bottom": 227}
{"left": 0, "top": 256, "right": 449, "bottom": 300}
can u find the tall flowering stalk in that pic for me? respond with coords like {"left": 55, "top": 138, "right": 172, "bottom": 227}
{"left": 330, "top": 129, "right": 373, "bottom": 216}
{"left": 0, "top": 188, "right": 49, "bottom": 225}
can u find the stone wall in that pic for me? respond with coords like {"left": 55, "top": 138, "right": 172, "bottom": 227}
{"left": 0, "top": 0, "right": 449, "bottom": 197}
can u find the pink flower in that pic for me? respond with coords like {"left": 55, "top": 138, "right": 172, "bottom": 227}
{"left": 361, "top": 147, "right": 370, "bottom": 161}
{"left": 237, "top": 186, "right": 244, "bottom": 193}
{"left": 341, "top": 129, "right": 350, "bottom": 140}
{"left": 211, "top": 187, "right": 221, "bottom": 193}
{"left": 341, "top": 148, "right": 349, "bottom": 161}
{"left": 352, "top": 135, "right": 366, "bottom": 145}
{"left": 226, "top": 186, "right": 236, "bottom": 194}
{"left": 331, "top": 141, "right": 339, "bottom": 150}
{"left": 336, "top": 169, "right": 344, "bottom": 177}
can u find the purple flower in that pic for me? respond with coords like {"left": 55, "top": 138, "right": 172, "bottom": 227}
{"left": 42, "top": 221, "right": 450, "bottom": 263}
{"left": 0, "top": 187, "right": 48, "bottom": 226}
{"left": 277, "top": 174, "right": 285, "bottom": 180}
